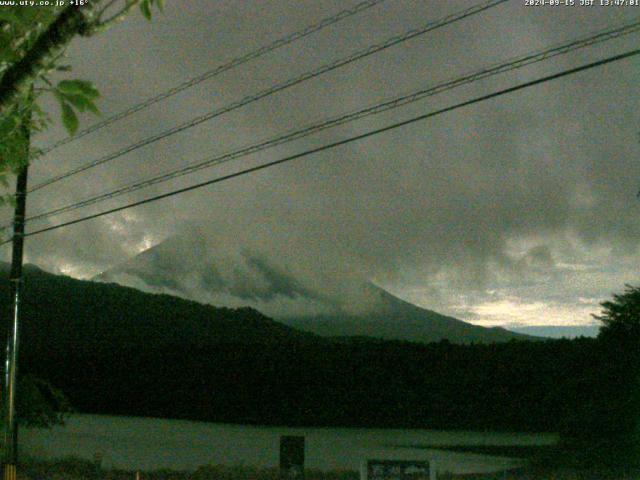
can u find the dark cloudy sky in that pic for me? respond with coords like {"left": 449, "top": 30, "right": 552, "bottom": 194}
{"left": 2, "top": 0, "right": 639, "bottom": 328}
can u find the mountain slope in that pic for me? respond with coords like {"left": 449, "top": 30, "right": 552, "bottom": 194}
{"left": 281, "top": 284, "right": 533, "bottom": 344}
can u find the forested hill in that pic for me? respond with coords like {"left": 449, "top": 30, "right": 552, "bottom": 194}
{"left": 0, "top": 263, "right": 318, "bottom": 353}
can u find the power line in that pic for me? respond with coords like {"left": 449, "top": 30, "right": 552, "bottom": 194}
{"left": 28, "top": 0, "right": 508, "bottom": 193}
{"left": 35, "top": 0, "right": 389, "bottom": 157}
{"left": 8, "top": 47, "right": 638, "bottom": 244}
{"left": 22, "top": 19, "right": 640, "bottom": 224}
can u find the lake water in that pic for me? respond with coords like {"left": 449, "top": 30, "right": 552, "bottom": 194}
{"left": 20, "top": 414, "right": 558, "bottom": 475}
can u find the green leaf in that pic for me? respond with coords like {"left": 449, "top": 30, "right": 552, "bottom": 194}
{"left": 87, "top": 102, "right": 100, "bottom": 115}
{"left": 0, "top": 11, "right": 20, "bottom": 26}
{"left": 54, "top": 88, "right": 99, "bottom": 116}
{"left": 140, "top": 0, "right": 152, "bottom": 20}
{"left": 0, "top": 8, "right": 41, "bottom": 29}
{"left": 0, "top": 113, "right": 19, "bottom": 140}
{"left": 76, "top": 81, "right": 99, "bottom": 99}
{"left": 60, "top": 101, "right": 78, "bottom": 135}
{"left": 61, "top": 93, "right": 99, "bottom": 115}
{"left": 57, "top": 80, "right": 99, "bottom": 99}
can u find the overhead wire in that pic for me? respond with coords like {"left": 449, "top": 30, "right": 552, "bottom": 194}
{"left": 6, "top": 47, "right": 638, "bottom": 244}
{"left": 35, "top": 0, "right": 389, "bottom": 157}
{"left": 28, "top": 0, "right": 509, "bottom": 193}
{"left": 21, "top": 18, "right": 640, "bottom": 225}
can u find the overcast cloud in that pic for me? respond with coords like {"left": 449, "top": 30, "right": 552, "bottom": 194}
{"left": 2, "top": 0, "right": 639, "bottom": 328}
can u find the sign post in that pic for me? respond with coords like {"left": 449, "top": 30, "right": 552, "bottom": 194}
{"left": 280, "top": 435, "right": 305, "bottom": 479}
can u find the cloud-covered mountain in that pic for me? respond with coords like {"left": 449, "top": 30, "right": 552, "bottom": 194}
{"left": 92, "top": 233, "right": 341, "bottom": 319}
{"left": 92, "top": 235, "right": 533, "bottom": 344}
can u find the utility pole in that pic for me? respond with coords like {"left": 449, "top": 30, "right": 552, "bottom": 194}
{"left": 2, "top": 102, "right": 30, "bottom": 480}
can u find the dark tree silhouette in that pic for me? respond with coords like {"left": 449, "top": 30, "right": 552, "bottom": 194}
{"left": 595, "top": 284, "right": 640, "bottom": 346}
{"left": 580, "top": 285, "right": 640, "bottom": 469}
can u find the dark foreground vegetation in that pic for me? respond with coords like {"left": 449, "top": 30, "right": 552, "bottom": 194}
{"left": 14, "top": 457, "right": 640, "bottom": 480}
{"left": 1, "top": 267, "right": 638, "bottom": 472}
{"left": 21, "top": 336, "right": 625, "bottom": 432}
{"left": 18, "top": 458, "right": 357, "bottom": 480}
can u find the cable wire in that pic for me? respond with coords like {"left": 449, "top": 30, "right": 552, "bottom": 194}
{"left": 35, "top": 0, "right": 389, "bottom": 157}
{"left": 8, "top": 47, "right": 638, "bottom": 244}
{"left": 28, "top": 0, "right": 508, "bottom": 193}
{"left": 22, "top": 18, "right": 640, "bottom": 224}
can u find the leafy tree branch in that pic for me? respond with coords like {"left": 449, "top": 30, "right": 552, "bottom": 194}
{"left": 0, "top": 0, "right": 163, "bottom": 207}
{"left": 0, "top": 4, "right": 93, "bottom": 115}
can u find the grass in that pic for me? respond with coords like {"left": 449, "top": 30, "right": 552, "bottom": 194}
{"left": 16, "top": 458, "right": 360, "bottom": 480}
{"left": 384, "top": 444, "right": 556, "bottom": 458}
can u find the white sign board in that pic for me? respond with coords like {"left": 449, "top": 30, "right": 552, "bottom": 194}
{"left": 361, "top": 459, "right": 436, "bottom": 480}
